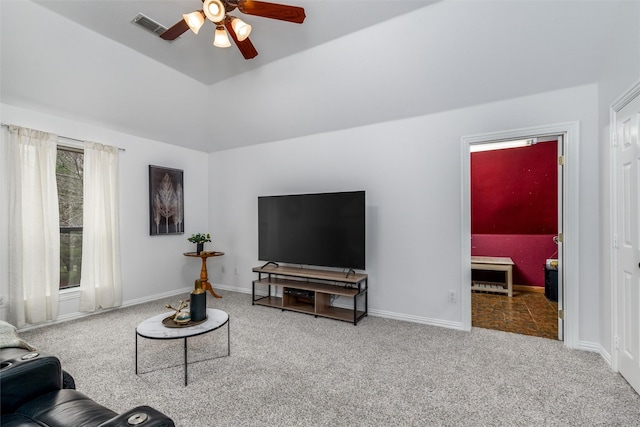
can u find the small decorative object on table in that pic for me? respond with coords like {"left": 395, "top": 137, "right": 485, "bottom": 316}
{"left": 187, "top": 233, "right": 211, "bottom": 254}
{"left": 165, "top": 300, "right": 191, "bottom": 324}
{"left": 162, "top": 298, "right": 208, "bottom": 328}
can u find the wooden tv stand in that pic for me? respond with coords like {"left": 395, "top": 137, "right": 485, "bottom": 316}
{"left": 252, "top": 265, "right": 368, "bottom": 325}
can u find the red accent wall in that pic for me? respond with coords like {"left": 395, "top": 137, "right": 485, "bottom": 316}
{"left": 471, "top": 142, "right": 558, "bottom": 287}
{"left": 471, "top": 234, "right": 557, "bottom": 286}
{"left": 471, "top": 142, "right": 558, "bottom": 234}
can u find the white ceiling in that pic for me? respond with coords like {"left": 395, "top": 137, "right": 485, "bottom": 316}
{"left": 1, "top": 1, "right": 634, "bottom": 152}
{"left": 32, "top": 0, "right": 435, "bottom": 86}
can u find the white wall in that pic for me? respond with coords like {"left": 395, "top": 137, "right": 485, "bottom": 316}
{"left": 0, "top": 104, "right": 210, "bottom": 324}
{"left": 207, "top": 0, "right": 621, "bottom": 151}
{"left": 596, "top": 2, "right": 640, "bottom": 360}
{"left": 209, "top": 84, "right": 601, "bottom": 345}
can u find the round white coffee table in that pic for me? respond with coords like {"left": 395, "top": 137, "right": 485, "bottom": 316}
{"left": 135, "top": 308, "right": 229, "bottom": 386}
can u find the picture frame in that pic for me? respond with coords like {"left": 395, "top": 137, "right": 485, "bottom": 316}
{"left": 149, "top": 165, "right": 184, "bottom": 235}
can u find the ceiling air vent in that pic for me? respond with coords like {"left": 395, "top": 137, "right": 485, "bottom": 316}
{"left": 131, "top": 13, "right": 169, "bottom": 38}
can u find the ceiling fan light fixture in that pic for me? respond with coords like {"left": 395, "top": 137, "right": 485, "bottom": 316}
{"left": 230, "top": 17, "right": 252, "bottom": 41}
{"left": 159, "top": 0, "right": 305, "bottom": 59}
{"left": 213, "top": 25, "right": 231, "bottom": 48}
{"left": 203, "top": 0, "right": 226, "bottom": 23}
{"left": 183, "top": 11, "right": 205, "bottom": 34}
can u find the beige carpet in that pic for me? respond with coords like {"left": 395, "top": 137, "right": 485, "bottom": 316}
{"left": 20, "top": 290, "right": 640, "bottom": 426}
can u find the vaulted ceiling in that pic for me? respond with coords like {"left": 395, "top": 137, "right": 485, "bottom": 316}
{"left": 29, "top": 0, "right": 434, "bottom": 86}
{"left": 1, "top": 1, "right": 632, "bottom": 152}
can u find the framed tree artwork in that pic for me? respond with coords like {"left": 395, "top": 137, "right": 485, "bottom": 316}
{"left": 149, "top": 165, "right": 184, "bottom": 235}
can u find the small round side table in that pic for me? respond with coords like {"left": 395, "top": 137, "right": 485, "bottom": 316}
{"left": 183, "top": 251, "right": 224, "bottom": 298}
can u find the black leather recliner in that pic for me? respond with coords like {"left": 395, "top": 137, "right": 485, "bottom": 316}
{"left": 0, "top": 347, "right": 175, "bottom": 427}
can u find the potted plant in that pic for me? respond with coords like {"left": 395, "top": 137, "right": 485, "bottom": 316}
{"left": 187, "top": 233, "right": 211, "bottom": 254}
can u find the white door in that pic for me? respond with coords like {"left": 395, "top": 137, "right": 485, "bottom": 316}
{"left": 615, "top": 88, "right": 640, "bottom": 394}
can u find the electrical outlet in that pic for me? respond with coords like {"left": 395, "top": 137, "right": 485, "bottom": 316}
{"left": 221, "top": 265, "right": 225, "bottom": 274}
{"left": 448, "top": 290, "right": 457, "bottom": 303}
{"left": 0, "top": 295, "right": 6, "bottom": 307}
{"left": 234, "top": 266, "right": 239, "bottom": 275}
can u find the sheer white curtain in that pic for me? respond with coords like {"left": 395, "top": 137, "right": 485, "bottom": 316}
{"left": 7, "top": 125, "right": 60, "bottom": 326}
{"left": 79, "top": 142, "right": 122, "bottom": 312}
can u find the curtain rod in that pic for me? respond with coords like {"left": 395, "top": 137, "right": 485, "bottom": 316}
{"left": 1, "top": 123, "right": 125, "bottom": 152}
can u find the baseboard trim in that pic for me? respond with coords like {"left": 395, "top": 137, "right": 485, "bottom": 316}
{"left": 368, "top": 308, "right": 466, "bottom": 331}
{"left": 215, "top": 284, "right": 251, "bottom": 295}
{"left": 513, "top": 284, "right": 545, "bottom": 293}
{"left": 596, "top": 344, "right": 612, "bottom": 367}
{"left": 121, "top": 286, "right": 193, "bottom": 308}
{"left": 576, "top": 339, "right": 605, "bottom": 355}
{"left": 17, "top": 286, "right": 195, "bottom": 333}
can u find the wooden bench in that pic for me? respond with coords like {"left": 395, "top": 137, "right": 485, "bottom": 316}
{"left": 471, "top": 256, "right": 514, "bottom": 297}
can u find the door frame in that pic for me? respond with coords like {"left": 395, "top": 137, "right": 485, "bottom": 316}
{"left": 461, "top": 121, "right": 580, "bottom": 348}
{"left": 610, "top": 80, "right": 640, "bottom": 372}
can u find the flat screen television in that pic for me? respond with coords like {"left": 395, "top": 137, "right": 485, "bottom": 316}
{"left": 258, "top": 191, "right": 365, "bottom": 270}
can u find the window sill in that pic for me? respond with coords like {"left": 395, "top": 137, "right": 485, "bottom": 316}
{"left": 59, "top": 287, "right": 80, "bottom": 300}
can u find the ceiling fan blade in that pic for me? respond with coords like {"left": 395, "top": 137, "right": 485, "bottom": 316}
{"left": 224, "top": 19, "right": 258, "bottom": 59}
{"left": 160, "top": 18, "right": 190, "bottom": 40}
{"left": 237, "top": 0, "right": 306, "bottom": 24}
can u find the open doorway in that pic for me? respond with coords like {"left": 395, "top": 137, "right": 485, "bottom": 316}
{"left": 469, "top": 137, "right": 560, "bottom": 340}
{"left": 461, "top": 122, "right": 580, "bottom": 347}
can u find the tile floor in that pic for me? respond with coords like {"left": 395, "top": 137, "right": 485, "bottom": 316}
{"left": 471, "top": 290, "right": 558, "bottom": 340}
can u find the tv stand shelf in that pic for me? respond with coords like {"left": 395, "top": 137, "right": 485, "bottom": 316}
{"left": 252, "top": 265, "right": 368, "bottom": 325}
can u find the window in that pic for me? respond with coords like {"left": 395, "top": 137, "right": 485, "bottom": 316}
{"left": 56, "top": 147, "right": 83, "bottom": 289}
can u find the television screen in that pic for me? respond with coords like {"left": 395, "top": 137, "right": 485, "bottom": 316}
{"left": 258, "top": 191, "right": 365, "bottom": 270}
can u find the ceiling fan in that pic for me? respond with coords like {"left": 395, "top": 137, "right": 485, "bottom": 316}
{"left": 160, "top": 0, "right": 306, "bottom": 59}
